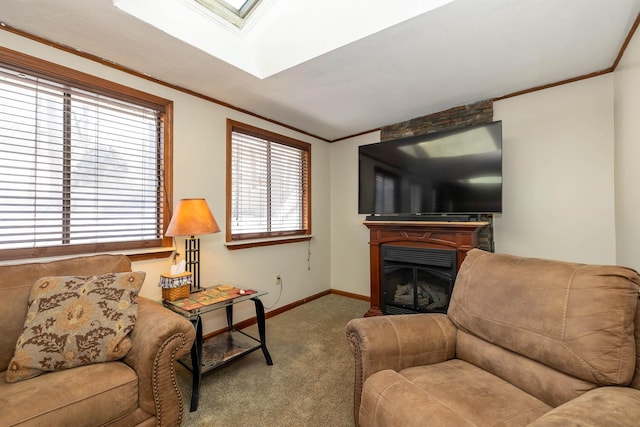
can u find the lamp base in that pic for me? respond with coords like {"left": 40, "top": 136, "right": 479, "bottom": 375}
{"left": 185, "top": 236, "right": 201, "bottom": 291}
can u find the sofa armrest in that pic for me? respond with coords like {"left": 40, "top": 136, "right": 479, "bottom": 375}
{"left": 345, "top": 313, "right": 457, "bottom": 424}
{"left": 124, "top": 297, "right": 195, "bottom": 427}
{"left": 527, "top": 386, "right": 640, "bottom": 426}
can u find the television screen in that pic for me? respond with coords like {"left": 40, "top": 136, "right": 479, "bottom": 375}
{"left": 358, "top": 121, "right": 502, "bottom": 216}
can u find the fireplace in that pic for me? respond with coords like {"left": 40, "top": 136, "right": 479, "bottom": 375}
{"left": 364, "top": 220, "right": 491, "bottom": 317}
{"left": 382, "top": 246, "right": 456, "bottom": 315}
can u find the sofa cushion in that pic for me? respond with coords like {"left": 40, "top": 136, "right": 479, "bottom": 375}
{"left": 359, "top": 359, "right": 551, "bottom": 427}
{"left": 527, "top": 386, "right": 640, "bottom": 427}
{"left": 0, "top": 254, "right": 132, "bottom": 372}
{"left": 0, "top": 362, "right": 139, "bottom": 427}
{"left": 449, "top": 249, "right": 640, "bottom": 386}
{"left": 456, "top": 330, "right": 597, "bottom": 407}
{"left": 6, "top": 271, "right": 145, "bottom": 383}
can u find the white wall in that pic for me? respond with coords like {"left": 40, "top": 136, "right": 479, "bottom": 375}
{"left": 0, "top": 31, "right": 332, "bottom": 332}
{"left": 614, "top": 26, "right": 640, "bottom": 272}
{"left": 493, "top": 75, "right": 617, "bottom": 264}
{"left": 329, "top": 132, "right": 379, "bottom": 296}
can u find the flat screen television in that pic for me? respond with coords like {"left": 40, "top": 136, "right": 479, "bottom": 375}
{"left": 358, "top": 121, "right": 502, "bottom": 217}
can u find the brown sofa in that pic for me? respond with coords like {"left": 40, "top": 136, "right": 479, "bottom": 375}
{"left": 0, "top": 254, "right": 196, "bottom": 427}
{"left": 346, "top": 249, "right": 640, "bottom": 426}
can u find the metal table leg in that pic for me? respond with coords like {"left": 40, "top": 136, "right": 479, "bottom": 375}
{"left": 253, "top": 298, "right": 273, "bottom": 365}
{"left": 189, "top": 316, "right": 203, "bottom": 412}
{"left": 225, "top": 304, "right": 233, "bottom": 331}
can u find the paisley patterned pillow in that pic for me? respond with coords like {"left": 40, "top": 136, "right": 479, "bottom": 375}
{"left": 5, "top": 271, "right": 145, "bottom": 383}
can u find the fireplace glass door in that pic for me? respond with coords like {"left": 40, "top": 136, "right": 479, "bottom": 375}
{"left": 381, "top": 246, "right": 456, "bottom": 315}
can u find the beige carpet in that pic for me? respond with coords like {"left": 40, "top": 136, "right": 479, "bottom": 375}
{"left": 176, "top": 293, "right": 369, "bottom": 427}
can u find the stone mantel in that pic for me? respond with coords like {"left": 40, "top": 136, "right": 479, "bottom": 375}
{"left": 364, "top": 220, "right": 490, "bottom": 317}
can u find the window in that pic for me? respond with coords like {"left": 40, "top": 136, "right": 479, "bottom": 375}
{"left": 192, "top": 0, "right": 263, "bottom": 28}
{"left": 0, "top": 48, "right": 173, "bottom": 261}
{"left": 227, "top": 120, "right": 310, "bottom": 247}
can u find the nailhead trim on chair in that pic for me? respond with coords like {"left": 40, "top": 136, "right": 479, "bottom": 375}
{"left": 346, "top": 331, "right": 364, "bottom": 427}
{"left": 152, "top": 333, "right": 189, "bottom": 426}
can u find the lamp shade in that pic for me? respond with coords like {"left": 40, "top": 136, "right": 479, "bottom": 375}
{"left": 165, "top": 198, "right": 220, "bottom": 237}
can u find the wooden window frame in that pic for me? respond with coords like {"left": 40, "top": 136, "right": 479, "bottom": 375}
{"left": 0, "top": 46, "right": 174, "bottom": 262}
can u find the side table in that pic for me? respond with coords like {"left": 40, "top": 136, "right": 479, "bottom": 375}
{"left": 163, "top": 286, "right": 273, "bottom": 411}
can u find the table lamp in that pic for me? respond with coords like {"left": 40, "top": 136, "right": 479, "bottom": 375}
{"left": 165, "top": 198, "right": 220, "bottom": 291}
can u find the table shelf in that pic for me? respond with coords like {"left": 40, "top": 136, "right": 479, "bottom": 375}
{"left": 178, "top": 330, "right": 262, "bottom": 373}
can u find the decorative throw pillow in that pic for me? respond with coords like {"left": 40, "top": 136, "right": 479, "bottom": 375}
{"left": 5, "top": 271, "right": 145, "bottom": 383}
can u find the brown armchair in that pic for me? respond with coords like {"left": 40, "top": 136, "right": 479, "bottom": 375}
{"left": 346, "top": 249, "right": 640, "bottom": 426}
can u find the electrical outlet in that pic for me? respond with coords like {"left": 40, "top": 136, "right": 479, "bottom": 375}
{"left": 275, "top": 274, "right": 282, "bottom": 286}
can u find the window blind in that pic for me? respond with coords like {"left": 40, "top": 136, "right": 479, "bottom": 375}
{"left": 230, "top": 126, "right": 309, "bottom": 240}
{"left": 0, "top": 65, "right": 164, "bottom": 257}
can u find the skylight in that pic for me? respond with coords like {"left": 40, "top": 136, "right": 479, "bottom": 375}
{"left": 193, "top": 0, "right": 262, "bottom": 28}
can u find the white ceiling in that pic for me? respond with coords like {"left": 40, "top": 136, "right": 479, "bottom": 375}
{"left": 2, "top": 0, "right": 640, "bottom": 141}
{"left": 113, "top": 0, "right": 455, "bottom": 79}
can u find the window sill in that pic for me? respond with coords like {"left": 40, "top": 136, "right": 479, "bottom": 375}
{"left": 0, "top": 247, "right": 176, "bottom": 266}
{"left": 126, "top": 247, "right": 176, "bottom": 261}
{"left": 225, "top": 235, "right": 312, "bottom": 250}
